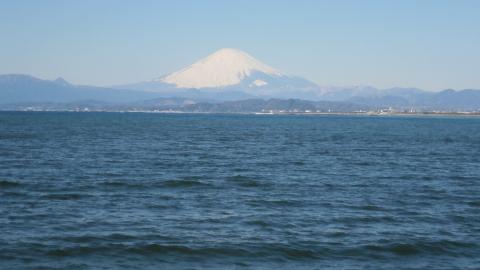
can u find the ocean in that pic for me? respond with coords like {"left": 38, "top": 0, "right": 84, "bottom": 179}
{"left": 0, "top": 112, "right": 479, "bottom": 269}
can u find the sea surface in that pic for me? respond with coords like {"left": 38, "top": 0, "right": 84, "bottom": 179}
{"left": 0, "top": 112, "right": 479, "bottom": 270}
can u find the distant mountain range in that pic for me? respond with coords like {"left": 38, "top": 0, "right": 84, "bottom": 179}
{"left": 1, "top": 48, "right": 480, "bottom": 112}
{"left": 0, "top": 74, "right": 161, "bottom": 104}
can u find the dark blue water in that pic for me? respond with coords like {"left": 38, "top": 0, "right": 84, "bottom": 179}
{"left": 1, "top": 112, "right": 479, "bottom": 270}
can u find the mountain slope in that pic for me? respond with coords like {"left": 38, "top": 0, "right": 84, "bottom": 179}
{"left": 0, "top": 74, "right": 162, "bottom": 104}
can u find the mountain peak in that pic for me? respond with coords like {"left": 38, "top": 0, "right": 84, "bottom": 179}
{"left": 158, "top": 48, "right": 283, "bottom": 88}
{"left": 54, "top": 77, "right": 70, "bottom": 86}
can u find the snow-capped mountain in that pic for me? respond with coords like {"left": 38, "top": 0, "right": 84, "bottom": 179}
{"left": 159, "top": 48, "right": 283, "bottom": 89}
{"left": 118, "top": 48, "right": 321, "bottom": 100}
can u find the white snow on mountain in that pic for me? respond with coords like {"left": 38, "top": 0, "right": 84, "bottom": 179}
{"left": 158, "top": 48, "right": 283, "bottom": 88}
{"left": 251, "top": 79, "right": 268, "bottom": 87}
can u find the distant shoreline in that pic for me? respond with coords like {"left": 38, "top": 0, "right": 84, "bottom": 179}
{"left": 1, "top": 110, "right": 480, "bottom": 117}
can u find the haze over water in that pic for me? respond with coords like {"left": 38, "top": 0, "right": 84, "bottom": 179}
{"left": 1, "top": 112, "right": 479, "bottom": 269}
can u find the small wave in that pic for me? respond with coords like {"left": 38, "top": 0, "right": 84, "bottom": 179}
{"left": 244, "top": 220, "right": 270, "bottom": 228}
{"left": 366, "top": 243, "right": 419, "bottom": 256}
{"left": 468, "top": 200, "right": 480, "bottom": 207}
{"left": 443, "top": 137, "right": 454, "bottom": 143}
{"left": 0, "top": 180, "right": 22, "bottom": 188}
{"left": 333, "top": 215, "right": 397, "bottom": 224}
{"left": 364, "top": 240, "right": 478, "bottom": 256}
{"left": 0, "top": 134, "right": 40, "bottom": 140}
{"left": 35, "top": 239, "right": 480, "bottom": 262}
{"left": 42, "top": 193, "right": 87, "bottom": 200}
{"left": 44, "top": 242, "right": 321, "bottom": 260}
{"left": 225, "top": 175, "right": 268, "bottom": 188}
{"left": 45, "top": 243, "right": 251, "bottom": 258}
{"left": 101, "top": 178, "right": 211, "bottom": 189}
{"left": 128, "top": 243, "right": 320, "bottom": 259}
{"left": 356, "top": 205, "right": 387, "bottom": 211}
{"left": 247, "top": 199, "right": 303, "bottom": 207}
{"left": 101, "top": 181, "right": 146, "bottom": 189}
{"left": 47, "top": 245, "right": 122, "bottom": 257}
{"left": 1, "top": 191, "right": 26, "bottom": 197}
{"left": 161, "top": 179, "right": 209, "bottom": 188}
{"left": 325, "top": 231, "right": 347, "bottom": 238}
{"left": 50, "top": 233, "right": 150, "bottom": 243}
{"left": 352, "top": 161, "right": 374, "bottom": 166}
{"left": 128, "top": 244, "right": 200, "bottom": 255}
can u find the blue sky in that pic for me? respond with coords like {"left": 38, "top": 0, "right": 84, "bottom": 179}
{"left": 1, "top": 0, "right": 479, "bottom": 90}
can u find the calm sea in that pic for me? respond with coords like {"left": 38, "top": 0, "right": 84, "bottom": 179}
{"left": 1, "top": 112, "right": 479, "bottom": 270}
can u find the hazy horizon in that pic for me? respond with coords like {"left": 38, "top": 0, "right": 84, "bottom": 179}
{"left": 1, "top": 0, "right": 479, "bottom": 91}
